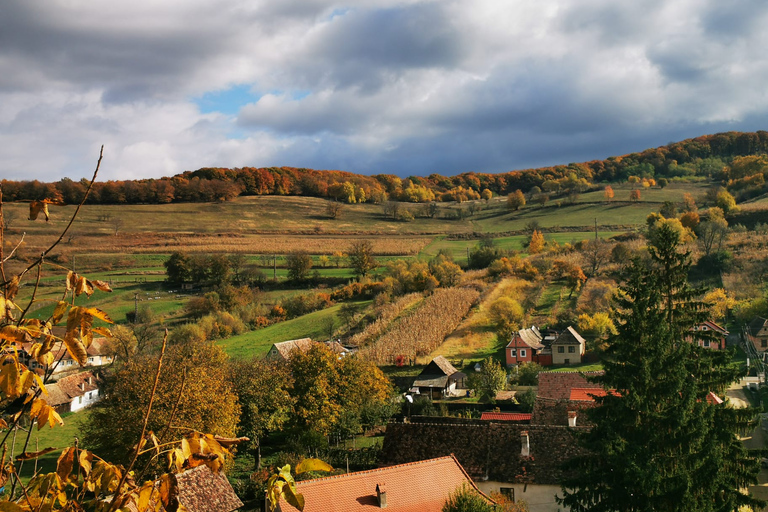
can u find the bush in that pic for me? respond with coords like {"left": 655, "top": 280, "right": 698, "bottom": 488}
{"left": 516, "top": 362, "right": 543, "bottom": 386}
{"left": 516, "top": 388, "right": 537, "bottom": 413}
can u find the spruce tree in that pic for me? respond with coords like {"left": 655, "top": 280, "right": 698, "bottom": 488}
{"left": 558, "top": 224, "right": 763, "bottom": 512}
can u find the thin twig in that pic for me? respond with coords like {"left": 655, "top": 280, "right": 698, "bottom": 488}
{"left": 108, "top": 329, "right": 168, "bottom": 511}
{"left": 136, "top": 367, "right": 186, "bottom": 483}
{"left": 5, "top": 145, "right": 103, "bottom": 288}
{"left": 17, "top": 256, "right": 43, "bottom": 325}
{"left": 1, "top": 232, "right": 25, "bottom": 264}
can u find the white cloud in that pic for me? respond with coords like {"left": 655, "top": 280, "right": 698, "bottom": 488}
{"left": 2, "top": 0, "right": 768, "bottom": 180}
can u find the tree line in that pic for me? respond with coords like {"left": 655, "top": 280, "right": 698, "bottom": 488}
{"left": 5, "top": 131, "right": 768, "bottom": 205}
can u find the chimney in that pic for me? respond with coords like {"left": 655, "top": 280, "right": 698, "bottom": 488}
{"left": 568, "top": 411, "right": 577, "bottom": 427}
{"left": 520, "top": 431, "right": 530, "bottom": 457}
{"left": 376, "top": 483, "right": 387, "bottom": 508}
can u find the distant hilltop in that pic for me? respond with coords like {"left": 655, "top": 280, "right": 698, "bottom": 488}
{"left": 3, "top": 130, "right": 768, "bottom": 205}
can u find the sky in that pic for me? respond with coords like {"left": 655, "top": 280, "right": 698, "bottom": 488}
{"left": 2, "top": 0, "right": 768, "bottom": 182}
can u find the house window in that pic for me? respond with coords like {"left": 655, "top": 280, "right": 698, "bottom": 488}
{"left": 558, "top": 346, "right": 565, "bottom": 353}
{"left": 762, "top": 340, "right": 767, "bottom": 349}
{"left": 88, "top": 392, "right": 92, "bottom": 399}
{"left": 67, "top": 360, "right": 73, "bottom": 366}
{"left": 510, "top": 349, "right": 517, "bottom": 357}
{"left": 500, "top": 488, "right": 515, "bottom": 502}
{"left": 568, "top": 346, "right": 575, "bottom": 353}
{"left": 78, "top": 396, "right": 82, "bottom": 404}
{"left": 520, "top": 349, "right": 527, "bottom": 358}
{"left": 88, "top": 357, "right": 94, "bottom": 363}
{"left": 703, "top": 340, "right": 710, "bottom": 348}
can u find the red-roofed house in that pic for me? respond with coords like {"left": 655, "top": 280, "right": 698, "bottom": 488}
{"left": 506, "top": 327, "right": 547, "bottom": 366}
{"left": 569, "top": 388, "right": 612, "bottom": 402}
{"left": 691, "top": 321, "right": 729, "bottom": 350}
{"left": 479, "top": 412, "right": 531, "bottom": 422}
{"left": 275, "top": 455, "right": 494, "bottom": 512}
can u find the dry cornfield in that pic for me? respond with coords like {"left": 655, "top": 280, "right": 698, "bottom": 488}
{"left": 349, "top": 293, "right": 423, "bottom": 347}
{"left": 13, "top": 232, "right": 434, "bottom": 257}
{"left": 360, "top": 287, "right": 480, "bottom": 364}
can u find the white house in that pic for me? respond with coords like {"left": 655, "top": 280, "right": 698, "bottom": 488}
{"left": 46, "top": 371, "right": 102, "bottom": 413}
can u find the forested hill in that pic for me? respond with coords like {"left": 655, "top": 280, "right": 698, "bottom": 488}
{"left": 4, "top": 130, "right": 768, "bottom": 205}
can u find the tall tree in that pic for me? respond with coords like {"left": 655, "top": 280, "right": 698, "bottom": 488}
{"left": 348, "top": 240, "right": 378, "bottom": 278}
{"left": 286, "top": 250, "right": 313, "bottom": 281}
{"left": 558, "top": 224, "right": 763, "bottom": 512}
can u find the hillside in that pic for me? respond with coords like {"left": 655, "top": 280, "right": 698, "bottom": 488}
{"left": 3, "top": 131, "right": 768, "bottom": 207}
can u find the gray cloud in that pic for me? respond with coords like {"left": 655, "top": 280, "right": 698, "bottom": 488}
{"left": 2, "top": 0, "right": 768, "bottom": 181}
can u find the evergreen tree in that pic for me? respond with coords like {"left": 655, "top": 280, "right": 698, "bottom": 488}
{"left": 558, "top": 224, "right": 763, "bottom": 512}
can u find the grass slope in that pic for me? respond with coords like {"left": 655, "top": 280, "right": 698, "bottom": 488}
{"left": 220, "top": 300, "right": 371, "bottom": 359}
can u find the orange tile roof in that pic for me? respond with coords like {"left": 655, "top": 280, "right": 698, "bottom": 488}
{"left": 479, "top": 412, "right": 531, "bottom": 421}
{"left": 278, "top": 455, "right": 493, "bottom": 512}
{"left": 569, "top": 388, "right": 613, "bottom": 401}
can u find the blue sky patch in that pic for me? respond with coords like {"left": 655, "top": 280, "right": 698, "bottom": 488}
{"left": 193, "top": 84, "right": 260, "bottom": 115}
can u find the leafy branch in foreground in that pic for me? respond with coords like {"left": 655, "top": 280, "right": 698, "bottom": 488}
{"left": 0, "top": 148, "right": 249, "bottom": 512}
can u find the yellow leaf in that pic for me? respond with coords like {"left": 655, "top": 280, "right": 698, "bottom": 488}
{"left": 6, "top": 276, "right": 19, "bottom": 301}
{"left": 295, "top": 458, "right": 333, "bottom": 475}
{"left": 56, "top": 447, "right": 75, "bottom": 482}
{"left": 0, "top": 362, "right": 22, "bottom": 399}
{"left": 283, "top": 481, "right": 305, "bottom": 511}
{"left": 158, "top": 474, "right": 175, "bottom": 508}
{"left": 0, "top": 501, "right": 26, "bottom": 512}
{"left": 0, "top": 325, "right": 27, "bottom": 343}
{"left": 92, "top": 280, "right": 113, "bottom": 293}
{"left": 29, "top": 200, "right": 50, "bottom": 221}
{"left": 66, "top": 271, "right": 77, "bottom": 291}
{"left": 63, "top": 332, "right": 87, "bottom": 366}
{"left": 83, "top": 307, "right": 113, "bottom": 324}
{"left": 93, "top": 327, "right": 112, "bottom": 337}
{"left": 36, "top": 404, "right": 51, "bottom": 430}
{"left": 75, "top": 277, "right": 93, "bottom": 297}
{"left": 79, "top": 450, "right": 93, "bottom": 477}
{"left": 19, "top": 370, "right": 36, "bottom": 395}
{"left": 0, "top": 418, "right": 7, "bottom": 429}
{"left": 137, "top": 481, "right": 154, "bottom": 512}
{"left": 29, "top": 398, "right": 44, "bottom": 419}
{"left": 16, "top": 447, "right": 57, "bottom": 460}
{"left": 48, "top": 408, "right": 63, "bottom": 428}
{"left": 181, "top": 438, "right": 192, "bottom": 459}
{"left": 52, "top": 301, "right": 69, "bottom": 325}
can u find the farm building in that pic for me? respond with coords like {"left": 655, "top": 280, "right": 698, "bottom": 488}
{"left": 276, "top": 455, "right": 493, "bottom": 512}
{"left": 550, "top": 326, "right": 586, "bottom": 365}
{"left": 24, "top": 338, "right": 114, "bottom": 376}
{"left": 46, "top": 371, "right": 102, "bottom": 414}
{"left": 411, "top": 356, "right": 467, "bottom": 399}
{"left": 265, "top": 338, "right": 315, "bottom": 362}
{"left": 690, "top": 321, "right": 729, "bottom": 350}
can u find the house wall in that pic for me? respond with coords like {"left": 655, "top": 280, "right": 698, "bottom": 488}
{"left": 70, "top": 388, "right": 101, "bottom": 412}
{"left": 551, "top": 345, "right": 582, "bottom": 365}
{"left": 476, "top": 481, "right": 567, "bottom": 512}
{"left": 506, "top": 344, "right": 534, "bottom": 366}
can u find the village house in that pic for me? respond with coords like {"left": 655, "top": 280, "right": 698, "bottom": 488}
{"left": 23, "top": 338, "right": 114, "bottom": 376}
{"left": 45, "top": 371, "right": 102, "bottom": 414}
{"left": 505, "top": 327, "right": 548, "bottom": 366}
{"left": 550, "top": 327, "right": 586, "bottom": 365}
{"left": 506, "top": 326, "right": 587, "bottom": 367}
{"left": 691, "top": 321, "right": 729, "bottom": 350}
{"left": 265, "top": 338, "right": 350, "bottom": 362}
{"left": 275, "top": 455, "right": 494, "bottom": 512}
{"left": 411, "top": 356, "right": 467, "bottom": 399}
{"left": 265, "top": 338, "right": 315, "bottom": 362}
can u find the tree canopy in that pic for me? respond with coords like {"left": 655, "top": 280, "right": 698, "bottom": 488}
{"left": 558, "top": 224, "right": 763, "bottom": 512}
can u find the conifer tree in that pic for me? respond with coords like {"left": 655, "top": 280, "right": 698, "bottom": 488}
{"left": 558, "top": 224, "right": 763, "bottom": 512}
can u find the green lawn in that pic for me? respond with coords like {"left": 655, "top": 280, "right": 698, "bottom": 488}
{"left": 8, "top": 410, "right": 92, "bottom": 482}
{"left": 219, "top": 300, "right": 372, "bottom": 359}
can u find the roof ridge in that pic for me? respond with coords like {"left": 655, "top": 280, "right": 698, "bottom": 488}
{"left": 295, "top": 455, "right": 458, "bottom": 485}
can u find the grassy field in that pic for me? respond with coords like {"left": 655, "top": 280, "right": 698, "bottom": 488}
{"left": 219, "top": 300, "right": 372, "bottom": 359}
{"left": 9, "top": 411, "right": 92, "bottom": 482}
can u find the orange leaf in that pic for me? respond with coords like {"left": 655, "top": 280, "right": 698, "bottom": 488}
{"left": 92, "top": 280, "right": 113, "bottom": 293}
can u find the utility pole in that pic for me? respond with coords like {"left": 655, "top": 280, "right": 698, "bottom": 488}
{"left": 594, "top": 218, "right": 598, "bottom": 241}
{"left": 134, "top": 293, "right": 139, "bottom": 322}
{"left": 273, "top": 254, "right": 277, "bottom": 281}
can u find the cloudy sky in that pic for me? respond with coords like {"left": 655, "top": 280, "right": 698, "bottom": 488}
{"left": 2, "top": 0, "right": 768, "bottom": 181}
